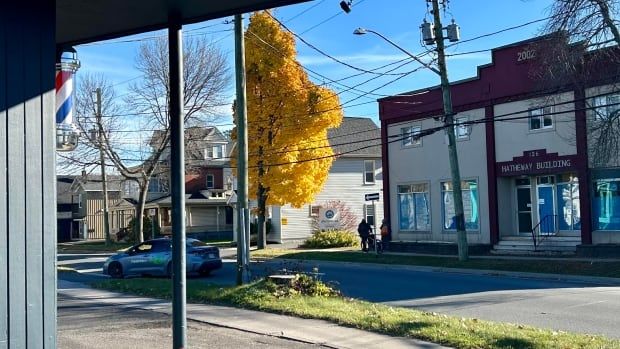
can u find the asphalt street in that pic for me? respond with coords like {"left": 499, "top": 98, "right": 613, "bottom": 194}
{"left": 58, "top": 294, "right": 322, "bottom": 349}
{"left": 58, "top": 251, "right": 620, "bottom": 339}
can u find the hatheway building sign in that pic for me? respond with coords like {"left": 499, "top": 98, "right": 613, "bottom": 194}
{"left": 496, "top": 149, "right": 579, "bottom": 177}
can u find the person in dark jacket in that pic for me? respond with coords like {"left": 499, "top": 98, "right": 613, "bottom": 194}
{"left": 357, "top": 219, "right": 371, "bottom": 252}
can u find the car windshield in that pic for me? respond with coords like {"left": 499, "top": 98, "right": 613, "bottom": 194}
{"left": 188, "top": 240, "right": 208, "bottom": 247}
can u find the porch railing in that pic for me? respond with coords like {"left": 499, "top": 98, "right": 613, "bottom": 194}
{"left": 531, "top": 214, "right": 558, "bottom": 251}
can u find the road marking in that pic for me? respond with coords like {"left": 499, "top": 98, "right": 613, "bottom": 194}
{"left": 564, "top": 300, "right": 606, "bottom": 309}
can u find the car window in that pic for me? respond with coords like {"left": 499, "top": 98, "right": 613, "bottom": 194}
{"left": 151, "top": 240, "right": 171, "bottom": 253}
{"left": 187, "top": 240, "right": 207, "bottom": 247}
{"left": 135, "top": 243, "right": 153, "bottom": 253}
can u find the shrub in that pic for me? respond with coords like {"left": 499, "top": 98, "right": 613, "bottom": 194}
{"left": 126, "top": 216, "right": 160, "bottom": 242}
{"left": 303, "top": 230, "right": 359, "bottom": 249}
{"left": 266, "top": 270, "right": 341, "bottom": 298}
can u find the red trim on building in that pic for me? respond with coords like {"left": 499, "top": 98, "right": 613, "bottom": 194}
{"left": 485, "top": 105, "right": 499, "bottom": 245}
{"left": 381, "top": 117, "right": 391, "bottom": 229}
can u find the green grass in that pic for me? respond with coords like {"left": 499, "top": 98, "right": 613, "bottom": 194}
{"left": 57, "top": 266, "right": 77, "bottom": 273}
{"left": 92, "top": 278, "right": 620, "bottom": 349}
{"left": 57, "top": 239, "right": 232, "bottom": 252}
{"left": 251, "top": 249, "right": 620, "bottom": 279}
{"left": 57, "top": 241, "right": 132, "bottom": 253}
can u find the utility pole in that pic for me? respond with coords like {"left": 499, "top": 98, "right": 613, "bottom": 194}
{"left": 95, "top": 88, "right": 111, "bottom": 246}
{"left": 429, "top": 0, "right": 468, "bottom": 261}
{"left": 234, "top": 13, "right": 250, "bottom": 285}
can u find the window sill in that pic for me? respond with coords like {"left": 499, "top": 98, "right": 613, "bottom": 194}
{"left": 442, "top": 229, "right": 481, "bottom": 234}
{"left": 528, "top": 126, "right": 554, "bottom": 133}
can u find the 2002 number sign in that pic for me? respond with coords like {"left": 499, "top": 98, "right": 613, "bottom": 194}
{"left": 517, "top": 49, "right": 536, "bottom": 62}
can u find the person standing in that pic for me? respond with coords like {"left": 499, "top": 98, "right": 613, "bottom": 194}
{"left": 357, "top": 219, "right": 371, "bottom": 252}
{"left": 380, "top": 219, "right": 391, "bottom": 251}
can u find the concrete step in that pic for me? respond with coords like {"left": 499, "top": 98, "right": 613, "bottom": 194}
{"left": 493, "top": 244, "right": 577, "bottom": 252}
{"left": 500, "top": 236, "right": 581, "bottom": 242}
{"left": 496, "top": 240, "right": 580, "bottom": 248}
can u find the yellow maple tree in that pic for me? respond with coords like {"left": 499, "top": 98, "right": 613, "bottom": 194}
{"left": 232, "top": 11, "right": 343, "bottom": 248}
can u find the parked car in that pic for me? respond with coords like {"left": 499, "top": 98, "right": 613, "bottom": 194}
{"left": 102, "top": 238, "right": 222, "bottom": 278}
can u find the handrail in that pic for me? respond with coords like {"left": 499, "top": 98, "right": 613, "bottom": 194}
{"left": 531, "top": 214, "right": 558, "bottom": 250}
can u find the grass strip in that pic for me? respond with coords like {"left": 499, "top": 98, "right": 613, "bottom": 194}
{"left": 57, "top": 241, "right": 132, "bottom": 253}
{"left": 252, "top": 249, "right": 620, "bottom": 279}
{"left": 92, "top": 278, "right": 619, "bottom": 349}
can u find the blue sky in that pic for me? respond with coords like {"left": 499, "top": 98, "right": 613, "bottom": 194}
{"left": 76, "top": 0, "right": 554, "bottom": 129}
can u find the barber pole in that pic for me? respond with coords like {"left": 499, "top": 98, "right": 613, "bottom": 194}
{"left": 56, "top": 48, "right": 81, "bottom": 151}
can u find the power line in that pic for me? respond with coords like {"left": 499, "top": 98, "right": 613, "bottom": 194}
{"left": 268, "top": 12, "right": 410, "bottom": 76}
{"left": 299, "top": 0, "right": 368, "bottom": 35}
{"left": 284, "top": 0, "right": 326, "bottom": 23}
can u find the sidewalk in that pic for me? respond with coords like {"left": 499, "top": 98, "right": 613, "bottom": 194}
{"left": 58, "top": 280, "right": 449, "bottom": 349}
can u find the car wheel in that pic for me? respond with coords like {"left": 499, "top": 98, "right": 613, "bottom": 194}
{"left": 166, "top": 262, "right": 173, "bottom": 278}
{"left": 108, "top": 262, "right": 124, "bottom": 279}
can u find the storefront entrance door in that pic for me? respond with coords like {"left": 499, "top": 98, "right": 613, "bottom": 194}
{"left": 517, "top": 187, "right": 532, "bottom": 233}
{"left": 537, "top": 186, "right": 556, "bottom": 234}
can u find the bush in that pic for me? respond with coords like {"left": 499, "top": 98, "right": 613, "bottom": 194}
{"left": 125, "top": 216, "right": 160, "bottom": 242}
{"left": 303, "top": 230, "right": 359, "bottom": 249}
{"left": 266, "top": 270, "right": 340, "bottom": 298}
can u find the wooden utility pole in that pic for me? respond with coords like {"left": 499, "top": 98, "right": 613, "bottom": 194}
{"left": 95, "top": 88, "right": 111, "bottom": 246}
{"left": 430, "top": 0, "right": 468, "bottom": 261}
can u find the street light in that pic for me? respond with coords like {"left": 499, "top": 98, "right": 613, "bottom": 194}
{"left": 353, "top": 28, "right": 440, "bottom": 75}
{"left": 354, "top": 16, "right": 470, "bottom": 261}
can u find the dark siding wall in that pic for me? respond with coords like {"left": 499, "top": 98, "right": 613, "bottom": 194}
{"left": 0, "top": 1, "right": 57, "bottom": 347}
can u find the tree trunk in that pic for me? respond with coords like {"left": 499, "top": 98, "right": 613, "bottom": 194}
{"left": 135, "top": 181, "right": 149, "bottom": 243}
{"left": 257, "top": 183, "right": 267, "bottom": 249}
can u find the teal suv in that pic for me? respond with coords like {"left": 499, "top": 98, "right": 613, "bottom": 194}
{"left": 103, "top": 238, "right": 222, "bottom": 278}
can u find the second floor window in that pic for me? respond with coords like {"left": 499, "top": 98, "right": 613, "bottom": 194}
{"left": 529, "top": 106, "right": 553, "bottom": 130}
{"left": 205, "top": 144, "right": 225, "bottom": 159}
{"left": 592, "top": 93, "right": 620, "bottom": 121}
{"left": 364, "top": 160, "right": 375, "bottom": 184}
{"left": 401, "top": 126, "right": 421, "bottom": 147}
{"left": 455, "top": 117, "right": 469, "bottom": 139}
{"left": 206, "top": 174, "right": 214, "bottom": 189}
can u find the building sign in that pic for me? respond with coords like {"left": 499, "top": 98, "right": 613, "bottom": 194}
{"left": 318, "top": 207, "right": 340, "bottom": 230}
{"left": 496, "top": 149, "right": 579, "bottom": 177}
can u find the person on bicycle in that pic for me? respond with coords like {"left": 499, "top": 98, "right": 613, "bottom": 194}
{"left": 357, "top": 219, "right": 371, "bottom": 252}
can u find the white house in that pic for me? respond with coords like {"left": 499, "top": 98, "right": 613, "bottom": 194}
{"left": 267, "top": 117, "right": 384, "bottom": 242}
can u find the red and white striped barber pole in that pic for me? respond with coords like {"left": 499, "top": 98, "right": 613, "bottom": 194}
{"left": 56, "top": 48, "right": 81, "bottom": 152}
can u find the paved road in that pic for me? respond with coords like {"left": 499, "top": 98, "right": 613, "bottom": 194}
{"left": 58, "top": 252, "right": 620, "bottom": 339}
{"left": 58, "top": 294, "right": 321, "bottom": 349}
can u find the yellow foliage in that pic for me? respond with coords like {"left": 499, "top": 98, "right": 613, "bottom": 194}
{"left": 232, "top": 11, "right": 343, "bottom": 208}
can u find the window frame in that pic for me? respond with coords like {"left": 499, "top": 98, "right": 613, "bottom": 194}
{"left": 592, "top": 93, "right": 620, "bottom": 121}
{"left": 397, "top": 182, "right": 431, "bottom": 232}
{"left": 593, "top": 177, "right": 620, "bottom": 231}
{"left": 401, "top": 125, "right": 422, "bottom": 148}
{"left": 206, "top": 174, "right": 215, "bottom": 189}
{"left": 78, "top": 193, "right": 82, "bottom": 208}
{"left": 309, "top": 205, "right": 320, "bottom": 217}
{"left": 364, "top": 204, "right": 375, "bottom": 227}
{"left": 528, "top": 106, "right": 554, "bottom": 131}
{"left": 441, "top": 179, "right": 480, "bottom": 232}
{"left": 364, "top": 160, "right": 376, "bottom": 184}
{"left": 454, "top": 116, "right": 470, "bottom": 140}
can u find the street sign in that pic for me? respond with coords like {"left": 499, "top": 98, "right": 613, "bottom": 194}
{"left": 365, "top": 193, "right": 380, "bottom": 201}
